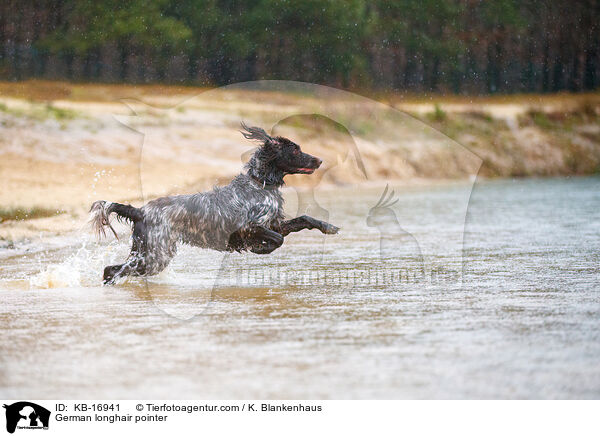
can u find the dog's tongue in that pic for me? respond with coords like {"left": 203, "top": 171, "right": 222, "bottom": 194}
{"left": 298, "top": 168, "right": 315, "bottom": 174}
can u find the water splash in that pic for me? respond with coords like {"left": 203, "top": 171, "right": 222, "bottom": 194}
{"left": 29, "top": 262, "right": 82, "bottom": 288}
{"left": 29, "top": 241, "right": 128, "bottom": 289}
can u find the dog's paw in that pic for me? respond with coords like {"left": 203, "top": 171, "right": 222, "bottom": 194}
{"left": 322, "top": 223, "right": 340, "bottom": 234}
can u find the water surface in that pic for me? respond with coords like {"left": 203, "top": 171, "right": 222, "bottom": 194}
{"left": 1, "top": 177, "right": 599, "bottom": 398}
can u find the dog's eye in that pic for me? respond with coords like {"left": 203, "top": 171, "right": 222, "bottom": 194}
{"left": 293, "top": 148, "right": 299, "bottom": 155}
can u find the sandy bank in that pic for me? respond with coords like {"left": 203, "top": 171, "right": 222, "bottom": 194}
{"left": 1, "top": 81, "right": 599, "bottom": 243}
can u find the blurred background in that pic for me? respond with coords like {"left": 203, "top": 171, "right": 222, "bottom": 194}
{"left": 1, "top": 1, "right": 600, "bottom": 400}
{"left": 1, "top": 0, "right": 600, "bottom": 241}
{"left": 1, "top": 0, "right": 598, "bottom": 93}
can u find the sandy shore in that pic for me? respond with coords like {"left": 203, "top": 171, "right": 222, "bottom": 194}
{"left": 1, "top": 81, "right": 599, "bottom": 244}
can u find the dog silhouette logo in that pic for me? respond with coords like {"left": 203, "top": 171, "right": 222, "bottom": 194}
{"left": 3, "top": 402, "right": 50, "bottom": 433}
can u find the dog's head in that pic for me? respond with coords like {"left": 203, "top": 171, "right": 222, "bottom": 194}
{"left": 241, "top": 123, "right": 322, "bottom": 185}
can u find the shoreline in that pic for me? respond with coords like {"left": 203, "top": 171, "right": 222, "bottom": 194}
{"left": 1, "top": 81, "right": 599, "bottom": 244}
{"left": 1, "top": 174, "right": 597, "bottom": 251}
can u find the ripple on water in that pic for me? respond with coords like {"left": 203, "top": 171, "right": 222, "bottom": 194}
{"left": 0, "top": 177, "right": 599, "bottom": 398}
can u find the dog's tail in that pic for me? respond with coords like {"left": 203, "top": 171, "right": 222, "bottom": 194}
{"left": 89, "top": 201, "right": 143, "bottom": 240}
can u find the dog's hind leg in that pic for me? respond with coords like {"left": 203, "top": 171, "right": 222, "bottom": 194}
{"left": 103, "top": 260, "right": 143, "bottom": 285}
{"left": 103, "top": 220, "right": 148, "bottom": 284}
{"left": 92, "top": 202, "right": 175, "bottom": 285}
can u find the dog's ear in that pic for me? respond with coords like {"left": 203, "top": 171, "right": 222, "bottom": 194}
{"left": 240, "top": 122, "right": 274, "bottom": 144}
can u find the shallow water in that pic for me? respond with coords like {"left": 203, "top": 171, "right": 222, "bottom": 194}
{"left": 1, "top": 177, "right": 599, "bottom": 398}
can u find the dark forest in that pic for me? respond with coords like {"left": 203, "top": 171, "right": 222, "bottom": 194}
{"left": 0, "top": 0, "right": 598, "bottom": 93}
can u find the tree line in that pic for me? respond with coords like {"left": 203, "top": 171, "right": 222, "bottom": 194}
{"left": 0, "top": 0, "right": 598, "bottom": 94}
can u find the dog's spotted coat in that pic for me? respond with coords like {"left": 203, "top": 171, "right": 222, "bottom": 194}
{"left": 90, "top": 123, "right": 339, "bottom": 284}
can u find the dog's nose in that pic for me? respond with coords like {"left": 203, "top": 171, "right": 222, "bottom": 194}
{"left": 315, "top": 158, "right": 323, "bottom": 168}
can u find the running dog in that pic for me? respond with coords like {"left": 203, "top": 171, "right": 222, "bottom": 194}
{"left": 90, "top": 123, "right": 339, "bottom": 284}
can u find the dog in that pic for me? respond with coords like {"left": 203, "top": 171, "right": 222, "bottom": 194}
{"left": 90, "top": 123, "right": 339, "bottom": 284}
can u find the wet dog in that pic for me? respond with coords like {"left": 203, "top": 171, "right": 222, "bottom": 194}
{"left": 90, "top": 123, "right": 339, "bottom": 284}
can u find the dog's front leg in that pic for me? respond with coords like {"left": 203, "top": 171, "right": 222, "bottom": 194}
{"left": 276, "top": 215, "right": 339, "bottom": 236}
{"left": 249, "top": 226, "right": 284, "bottom": 254}
{"left": 228, "top": 225, "right": 285, "bottom": 254}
